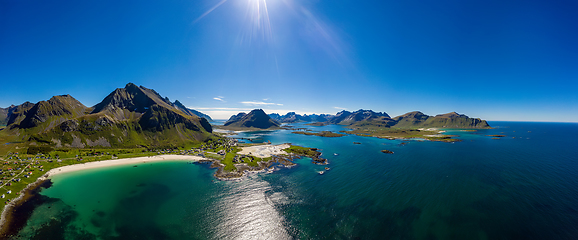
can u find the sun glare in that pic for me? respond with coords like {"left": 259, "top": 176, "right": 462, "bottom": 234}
{"left": 194, "top": 0, "right": 275, "bottom": 43}
{"left": 245, "top": 0, "right": 273, "bottom": 42}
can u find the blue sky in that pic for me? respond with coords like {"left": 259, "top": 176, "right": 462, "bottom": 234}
{"left": 1, "top": 0, "right": 577, "bottom": 122}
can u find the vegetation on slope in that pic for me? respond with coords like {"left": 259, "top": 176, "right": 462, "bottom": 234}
{"left": 291, "top": 131, "right": 345, "bottom": 137}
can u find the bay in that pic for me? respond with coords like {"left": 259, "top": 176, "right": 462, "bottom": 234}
{"left": 12, "top": 121, "right": 578, "bottom": 239}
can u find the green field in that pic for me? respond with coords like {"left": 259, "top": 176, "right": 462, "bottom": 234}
{"left": 342, "top": 127, "right": 461, "bottom": 142}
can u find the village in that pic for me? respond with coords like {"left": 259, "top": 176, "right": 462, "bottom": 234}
{"left": 0, "top": 137, "right": 245, "bottom": 207}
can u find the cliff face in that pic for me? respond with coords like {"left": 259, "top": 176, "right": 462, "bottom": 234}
{"left": 224, "top": 109, "right": 280, "bottom": 129}
{"left": 421, "top": 112, "right": 490, "bottom": 128}
{"left": 390, "top": 111, "right": 490, "bottom": 128}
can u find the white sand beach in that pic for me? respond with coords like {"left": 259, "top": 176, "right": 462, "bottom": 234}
{"left": 0, "top": 155, "right": 211, "bottom": 228}
{"left": 42, "top": 155, "right": 209, "bottom": 178}
{"left": 238, "top": 144, "right": 290, "bottom": 158}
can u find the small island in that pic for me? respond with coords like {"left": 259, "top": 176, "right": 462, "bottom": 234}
{"left": 381, "top": 150, "right": 394, "bottom": 154}
{"left": 342, "top": 128, "right": 461, "bottom": 142}
{"left": 291, "top": 131, "right": 345, "bottom": 137}
{"left": 305, "top": 122, "right": 327, "bottom": 126}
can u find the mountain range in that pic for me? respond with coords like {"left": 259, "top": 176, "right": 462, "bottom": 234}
{"left": 1, "top": 84, "right": 491, "bottom": 149}
{"left": 264, "top": 109, "right": 490, "bottom": 129}
{"left": 0, "top": 83, "right": 215, "bottom": 148}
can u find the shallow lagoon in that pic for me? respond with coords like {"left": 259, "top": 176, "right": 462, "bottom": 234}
{"left": 13, "top": 122, "right": 578, "bottom": 239}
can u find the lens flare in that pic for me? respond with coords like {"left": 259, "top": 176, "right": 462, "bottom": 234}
{"left": 245, "top": 0, "right": 274, "bottom": 43}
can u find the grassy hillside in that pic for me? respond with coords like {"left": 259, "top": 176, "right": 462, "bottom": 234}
{"left": 0, "top": 83, "right": 219, "bottom": 154}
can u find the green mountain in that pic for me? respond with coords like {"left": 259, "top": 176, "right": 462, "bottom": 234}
{"left": 350, "top": 111, "right": 490, "bottom": 129}
{"left": 390, "top": 111, "right": 431, "bottom": 128}
{"left": 224, "top": 109, "right": 280, "bottom": 129}
{"left": 1, "top": 83, "right": 216, "bottom": 148}
{"left": 18, "top": 95, "right": 90, "bottom": 131}
{"left": 419, "top": 112, "right": 490, "bottom": 128}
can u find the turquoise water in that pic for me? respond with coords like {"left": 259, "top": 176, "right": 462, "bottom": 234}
{"left": 13, "top": 122, "right": 578, "bottom": 239}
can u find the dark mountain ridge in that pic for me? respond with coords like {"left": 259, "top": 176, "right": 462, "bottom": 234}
{"left": 224, "top": 109, "right": 280, "bottom": 129}
{"left": 263, "top": 109, "right": 489, "bottom": 129}
{"left": 1, "top": 83, "right": 216, "bottom": 148}
{"left": 329, "top": 109, "right": 390, "bottom": 125}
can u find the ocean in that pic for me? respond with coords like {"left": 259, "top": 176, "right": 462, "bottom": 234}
{"left": 11, "top": 121, "right": 578, "bottom": 239}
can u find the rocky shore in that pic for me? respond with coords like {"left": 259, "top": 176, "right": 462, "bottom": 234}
{"left": 209, "top": 144, "right": 327, "bottom": 179}
{"left": 0, "top": 177, "right": 53, "bottom": 239}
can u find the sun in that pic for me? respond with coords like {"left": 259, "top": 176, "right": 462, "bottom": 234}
{"left": 194, "top": 0, "right": 275, "bottom": 43}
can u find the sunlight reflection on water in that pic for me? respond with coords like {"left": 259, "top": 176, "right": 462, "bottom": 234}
{"left": 213, "top": 176, "right": 291, "bottom": 239}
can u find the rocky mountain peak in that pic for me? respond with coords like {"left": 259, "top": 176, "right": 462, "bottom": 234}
{"left": 224, "top": 109, "right": 280, "bottom": 129}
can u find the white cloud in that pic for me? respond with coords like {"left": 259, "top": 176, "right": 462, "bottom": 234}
{"left": 213, "top": 97, "right": 225, "bottom": 102}
{"left": 334, "top": 106, "right": 347, "bottom": 110}
{"left": 240, "top": 101, "right": 283, "bottom": 106}
{"left": 201, "top": 111, "right": 245, "bottom": 120}
{"left": 192, "top": 107, "right": 251, "bottom": 111}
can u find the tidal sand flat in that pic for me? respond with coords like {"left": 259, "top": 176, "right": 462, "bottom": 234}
{"left": 237, "top": 144, "right": 290, "bottom": 158}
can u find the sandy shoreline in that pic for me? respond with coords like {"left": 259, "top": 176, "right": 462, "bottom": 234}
{"left": 0, "top": 154, "right": 210, "bottom": 234}
{"left": 238, "top": 144, "right": 290, "bottom": 158}
{"left": 43, "top": 154, "right": 210, "bottom": 179}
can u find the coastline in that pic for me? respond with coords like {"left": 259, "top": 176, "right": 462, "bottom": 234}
{"left": 0, "top": 148, "right": 321, "bottom": 237}
{"left": 42, "top": 154, "right": 209, "bottom": 178}
{"left": 0, "top": 154, "right": 210, "bottom": 238}
{"left": 0, "top": 178, "right": 52, "bottom": 239}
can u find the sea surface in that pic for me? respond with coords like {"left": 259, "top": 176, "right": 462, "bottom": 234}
{"left": 12, "top": 121, "right": 578, "bottom": 239}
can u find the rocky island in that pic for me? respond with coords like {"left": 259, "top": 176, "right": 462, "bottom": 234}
{"left": 291, "top": 131, "right": 345, "bottom": 137}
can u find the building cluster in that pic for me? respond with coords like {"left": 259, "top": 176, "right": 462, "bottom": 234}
{"left": 0, "top": 153, "right": 50, "bottom": 204}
